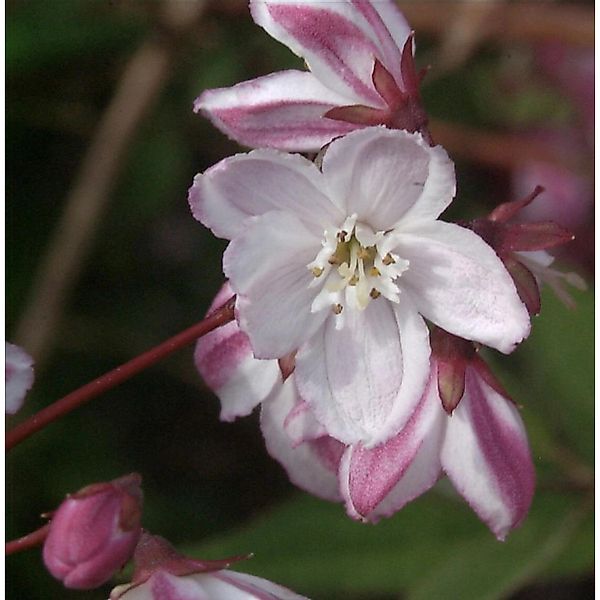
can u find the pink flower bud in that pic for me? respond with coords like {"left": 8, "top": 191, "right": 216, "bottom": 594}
{"left": 43, "top": 473, "right": 143, "bottom": 590}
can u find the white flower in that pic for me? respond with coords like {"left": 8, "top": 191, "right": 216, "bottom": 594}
{"left": 190, "top": 128, "right": 530, "bottom": 447}
{"left": 6, "top": 342, "right": 34, "bottom": 415}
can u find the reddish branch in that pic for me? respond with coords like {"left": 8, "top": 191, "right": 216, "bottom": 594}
{"left": 6, "top": 298, "right": 235, "bottom": 451}
{"left": 6, "top": 524, "right": 51, "bottom": 556}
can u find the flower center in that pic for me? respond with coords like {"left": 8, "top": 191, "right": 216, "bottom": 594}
{"left": 307, "top": 214, "right": 409, "bottom": 322}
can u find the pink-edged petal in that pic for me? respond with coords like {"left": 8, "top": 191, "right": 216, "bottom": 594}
{"left": 442, "top": 367, "right": 535, "bottom": 540}
{"left": 349, "top": 1, "right": 410, "bottom": 83}
{"left": 213, "top": 570, "right": 309, "bottom": 600}
{"left": 260, "top": 378, "right": 343, "bottom": 502}
{"left": 224, "top": 211, "right": 327, "bottom": 359}
{"left": 194, "top": 283, "right": 280, "bottom": 421}
{"left": 250, "top": 1, "right": 384, "bottom": 105}
{"left": 339, "top": 369, "right": 444, "bottom": 520}
{"left": 283, "top": 399, "right": 327, "bottom": 446}
{"left": 6, "top": 342, "right": 34, "bottom": 415}
{"left": 295, "top": 296, "right": 430, "bottom": 447}
{"left": 321, "top": 128, "right": 455, "bottom": 227}
{"left": 396, "top": 221, "right": 531, "bottom": 353}
{"left": 189, "top": 148, "right": 341, "bottom": 241}
{"left": 195, "top": 70, "right": 358, "bottom": 152}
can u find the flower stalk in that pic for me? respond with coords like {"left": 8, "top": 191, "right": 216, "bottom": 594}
{"left": 5, "top": 297, "right": 235, "bottom": 451}
{"left": 5, "top": 524, "right": 51, "bottom": 556}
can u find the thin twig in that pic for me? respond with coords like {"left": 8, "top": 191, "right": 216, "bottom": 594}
{"left": 6, "top": 524, "right": 51, "bottom": 556}
{"left": 6, "top": 297, "right": 235, "bottom": 451}
{"left": 14, "top": 0, "right": 207, "bottom": 368}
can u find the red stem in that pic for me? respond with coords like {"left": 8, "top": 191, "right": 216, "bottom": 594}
{"left": 6, "top": 297, "right": 235, "bottom": 451}
{"left": 6, "top": 524, "right": 51, "bottom": 555}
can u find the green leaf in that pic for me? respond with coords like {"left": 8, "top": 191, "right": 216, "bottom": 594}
{"left": 185, "top": 488, "right": 592, "bottom": 599}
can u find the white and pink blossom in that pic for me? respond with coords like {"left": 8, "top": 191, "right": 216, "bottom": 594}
{"left": 190, "top": 127, "right": 530, "bottom": 448}
{"left": 6, "top": 342, "right": 35, "bottom": 415}
{"left": 196, "top": 0, "right": 428, "bottom": 151}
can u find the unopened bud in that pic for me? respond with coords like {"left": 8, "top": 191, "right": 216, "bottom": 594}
{"left": 43, "top": 473, "right": 143, "bottom": 590}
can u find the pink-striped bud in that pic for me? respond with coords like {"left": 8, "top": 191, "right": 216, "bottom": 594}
{"left": 43, "top": 473, "right": 143, "bottom": 590}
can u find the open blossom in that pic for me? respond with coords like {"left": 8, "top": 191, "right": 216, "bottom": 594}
{"left": 190, "top": 127, "right": 530, "bottom": 448}
{"left": 260, "top": 329, "right": 535, "bottom": 541}
{"left": 5, "top": 342, "right": 35, "bottom": 414}
{"left": 196, "top": 0, "right": 428, "bottom": 151}
{"left": 111, "top": 533, "right": 307, "bottom": 600}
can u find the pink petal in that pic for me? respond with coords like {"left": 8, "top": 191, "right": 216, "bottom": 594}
{"left": 250, "top": 1, "right": 384, "bottom": 105}
{"left": 321, "top": 128, "right": 455, "bottom": 228}
{"left": 283, "top": 399, "right": 327, "bottom": 446}
{"left": 396, "top": 221, "right": 531, "bottom": 353}
{"left": 260, "top": 378, "right": 343, "bottom": 502}
{"left": 6, "top": 342, "right": 34, "bottom": 415}
{"left": 295, "top": 297, "right": 430, "bottom": 447}
{"left": 194, "top": 283, "right": 280, "bottom": 421}
{"left": 223, "top": 211, "right": 327, "bottom": 359}
{"left": 189, "top": 148, "right": 341, "bottom": 241}
{"left": 441, "top": 367, "right": 535, "bottom": 540}
{"left": 340, "top": 370, "right": 444, "bottom": 520}
{"left": 196, "top": 70, "right": 357, "bottom": 152}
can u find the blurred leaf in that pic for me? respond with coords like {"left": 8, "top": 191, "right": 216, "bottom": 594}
{"left": 187, "top": 489, "right": 592, "bottom": 600}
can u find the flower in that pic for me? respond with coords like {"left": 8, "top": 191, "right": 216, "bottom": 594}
{"left": 196, "top": 0, "right": 429, "bottom": 151}
{"left": 467, "top": 186, "right": 585, "bottom": 314}
{"left": 43, "top": 474, "right": 143, "bottom": 590}
{"left": 5, "top": 342, "right": 34, "bottom": 415}
{"left": 261, "top": 329, "right": 535, "bottom": 541}
{"left": 110, "top": 533, "right": 307, "bottom": 600}
{"left": 190, "top": 127, "right": 530, "bottom": 448}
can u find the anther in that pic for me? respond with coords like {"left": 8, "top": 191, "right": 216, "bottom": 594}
{"left": 328, "top": 256, "right": 341, "bottom": 265}
{"left": 383, "top": 253, "right": 395, "bottom": 265}
{"left": 369, "top": 266, "right": 381, "bottom": 277}
{"left": 311, "top": 267, "right": 324, "bottom": 277}
{"left": 348, "top": 275, "right": 359, "bottom": 286}
{"left": 332, "top": 303, "right": 343, "bottom": 315}
{"left": 337, "top": 230, "right": 348, "bottom": 242}
{"left": 370, "top": 288, "right": 381, "bottom": 299}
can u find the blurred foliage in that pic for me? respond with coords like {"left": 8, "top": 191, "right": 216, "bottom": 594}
{"left": 6, "top": 1, "right": 593, "bottom": 599}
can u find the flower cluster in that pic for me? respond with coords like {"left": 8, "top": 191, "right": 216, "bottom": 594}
{"left": 191, "top": 0, "right": 577, "bottom": 540}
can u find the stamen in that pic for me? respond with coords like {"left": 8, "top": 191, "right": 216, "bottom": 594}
{"left": 337, "top": 230, "right": 348, "bottom": 242}
{"left": 311, "top": 267, "right": 324, "bottom": 277}
{"left": 348, "top": 275, "right": 359, "bottom": 286}
{"left": 332, "top": 303, "right": 343, "bottom": 315}
{"left": 369, "top": 266, "right": 381, "bottom": 277}
{"left": 370, "top": 288, "right": 381, "bottom": 299}
{"left": 383, "top": 253, "right": 395, "bottom": 265}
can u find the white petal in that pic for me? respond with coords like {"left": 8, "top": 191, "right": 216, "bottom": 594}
{"left": 295, "top": 297, "right": 430, "bottom": 447}
{"left": 194, "top": 283, "right": 280, "bottom": 421}
{"left": 224, "top": 211, "right": 327, "bottom": 359}
{"left": 189, "top": 148, "right": 341, "bottom": 240}
{"left": 442, "top": 367, "right": 535, "bottom": 540}
{"left": 195, "top": 70, "right": 358, "bottom": 152}
{"left": 396, "top": 221, "right": 531, "bottom": 353}
{"left": 250, "top": 0, "right": 384, "bottom": 105}
{"left": 339, "top": 370, "right": 444, "bottom": 521}
{"left": 260, "top": 378, "right": 343, "bottom": 502}
{"left": 6, "top": 342, "right": 34, "bottom": 415}
{"left": 321, "top": 128, "right": 455, "bottom": 228}
{"left": 212, "top": 570, "right": 309, "bottom": 600}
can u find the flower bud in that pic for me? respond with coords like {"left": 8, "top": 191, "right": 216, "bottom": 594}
{"left": 5, "top": 342, "right": 34, "bottom": 414}
{"left": 43, "top": 473, "right": 143, "bottom": 590}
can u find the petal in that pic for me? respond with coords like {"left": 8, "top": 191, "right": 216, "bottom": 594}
{"left": 396, "top": 221, "right": 531, "bottom": 353}
{"left": 321, "top": 128, "right": 455, "bottom": 227}
{"left": 441, "top": 366, "right": 535, "bottom": 540}
{"left": 224, "top": 211, "right": 327, "bottom": 359}
{"left": 194, "top": 283, "right": 280, "bottom": 421}
{"left": 339, "top": 370, "right": 444, "bottom": 520}
{"left": 260, "top": 378, "right": 344, "bottom": 502}
{"left": 189, "top": 148, "right": 341, "bottom": 240}
{"left": 212, "top": 570, "right": 309, "bottom": 600}
{"left": 283, "top": 399, "right": 328, "bottom": 446}
{"left": 250, "top": 1, "right": 384, "bottom": 105}
{"left": 295, "top": 296, "right": 430, "bottom": 447}
{"left": 6, "top": 342, "right": 34, "bottom": 415}
{"left": 196, "top": 70, "right": 358, "bottom": 152}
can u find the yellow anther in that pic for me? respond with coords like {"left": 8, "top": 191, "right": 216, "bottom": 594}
{"left": 370, "top": 288, "right": 381, "bottom": 299}
{"left": 332, "top": 303, "right": 343, "bottom": 315}
{"left": 348, "top": 275, "right": 359, "bottom": 286}
{"left": 328, "top": 256, "right": 341, "bottom": 265}
{"left": 311, "top": 267, "right": 324, "bottom": 277}
{"left": 383, "top": 253, "right": 395, "bottom": 265}
{"left": 369, "top": 266, "right": 381, "bottom": 277}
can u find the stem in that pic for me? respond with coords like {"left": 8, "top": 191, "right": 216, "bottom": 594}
{"left": 6, "top": 297, "right": 235, "bottom": 451}
{"left": 6, "top": 524, "right": 51, "bottom": 556}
